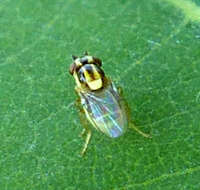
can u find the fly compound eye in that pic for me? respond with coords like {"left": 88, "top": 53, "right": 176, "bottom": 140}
{"left": 69, "top": 63, "right": 76, "bottom": 75}
{"left": 93, "top": 57, "right": 102, "bottom": 67}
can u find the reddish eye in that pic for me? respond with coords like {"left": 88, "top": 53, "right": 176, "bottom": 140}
{"left": 93, "top": 57, "right": 102, "bottom": 66}
{"left": 69, "top": 63, "right": 76, "bottom": 75}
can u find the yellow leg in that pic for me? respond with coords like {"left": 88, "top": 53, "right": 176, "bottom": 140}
{"left": 79, "top": 128, "right": 86, "bottom": 137}
{"left": 80, "top": 129, "right": 92, "bottom": 156}
{"left": 129, "top": 123, "right": 152, "bottom": 138}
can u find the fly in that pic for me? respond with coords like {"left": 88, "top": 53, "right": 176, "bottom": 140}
{"left": 69, "top": 52, "right": 151, "bottom": 156}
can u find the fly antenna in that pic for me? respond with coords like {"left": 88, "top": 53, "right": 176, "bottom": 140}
{"left": 72, "top": 55, "right": 78, "bottom": 60}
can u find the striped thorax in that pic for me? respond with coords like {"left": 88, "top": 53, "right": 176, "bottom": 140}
{"left": 69, "top": 54, "right": 104, "bottom": 91}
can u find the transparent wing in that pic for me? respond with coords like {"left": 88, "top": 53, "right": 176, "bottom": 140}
{"left": 79, "top": 82, "right": 128, "bottom": 138}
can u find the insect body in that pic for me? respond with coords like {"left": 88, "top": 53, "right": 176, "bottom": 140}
{"left": 69, "top": 52, "right": 150, "bottom": 156}
{"left": 79, "top": 79, "right": 127, "bottom": 138}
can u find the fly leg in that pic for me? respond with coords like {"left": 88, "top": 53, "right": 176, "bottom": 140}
{"left": 80, "top": 129, "right": 92, "bottom": 156}
{"left": 124, "top": 101, "right": 152, "bottom": 138}
{"left": 129, "top": 123, "right": 151, "bottom": 138}
{"left": 75, "top": 97, "right": 93, "bottom": 156}
{"left": 79, "top": 113, "right": 92, "bottom": 156}
{"left": 79, "top": 111, "right": 92, "bottom": 156}
{"left": 80, "top": 128, "right": 86, "bottom": 137}
{"left": 117, "top": 85, "right": 152, "bottom": 138}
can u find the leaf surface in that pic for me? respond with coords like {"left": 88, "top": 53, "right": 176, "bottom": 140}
{"left": 0, "top": 0, "right": 200, "bottom": 189}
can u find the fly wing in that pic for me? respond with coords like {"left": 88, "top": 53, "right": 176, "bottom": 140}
{"left": 80, "top": 83, "right": 127, "bottom": 138}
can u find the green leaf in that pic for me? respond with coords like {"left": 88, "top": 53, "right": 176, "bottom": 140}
{"left": 0, "top": 0, "right": 200, "bottom": 189}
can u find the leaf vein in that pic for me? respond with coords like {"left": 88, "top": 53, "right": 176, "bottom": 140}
{"left": 118, "top": 165, "right": 200, "bottom": 189}
{"left": 116, "top": 18, "right": 189, "bottom": 83}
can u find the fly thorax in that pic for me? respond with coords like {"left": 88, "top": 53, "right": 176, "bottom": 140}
{"left": 77, "top": 64, "right": 105, "bottom": 91}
